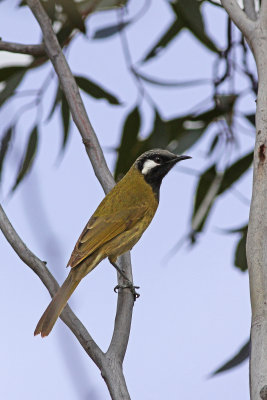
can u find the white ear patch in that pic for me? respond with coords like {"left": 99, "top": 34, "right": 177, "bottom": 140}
{"left": 141, "top": 159, "right": 159, "bottom": 175}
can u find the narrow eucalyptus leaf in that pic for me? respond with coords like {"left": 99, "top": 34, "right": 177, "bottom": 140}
{"left": 142, "top": 19, "right": 184, "bottom": 62}
{"left": 211, "top": 340, "right": 250, "bottom": 376}
{"left": 192, "top": 164, "right": 217, "bottom": 233}
{"left": 245, "top": 113, "right": 255, "bottom": 126}
{"left": 0, "top": 71, "right": 26, "bottom": 107}
{"left": 75, "top": 76, "right": 121, "bottom": 105}
{"left": 93, "top": 21, "right": 130, "bottom": 39}
{"left": 0, "top": 66, "right": 26, "bottom": 82}
{"left": 172, "top": 0, "right": 219, "bottom": 53}
{"left": 0, "top": 126, "right": 13, "bottom": 183}
{"left": 58, "top": 0, "right": 86, "bottom": 33}
{"left": 47, "top": 85, "right": 62, "bottom": 121}
{"left": 234, "top": 229, "right": 248, "bottom": 272}
{"left": 115, "top": 106, "right": 141, "bottom": 179}
{"left": 207, "top": 134, "right": 219, "bottom": 155}
{"left": 61, "top": 94, "right": 71, "bottom": 150}
{"left": 12, "top": 126, "right": 38, "bottom": 192}
{"left": 218, "top": 152, "right": 253, "bottom": 194}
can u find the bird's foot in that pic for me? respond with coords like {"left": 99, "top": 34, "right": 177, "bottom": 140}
{"left": 114, "top": 281, "right": 140, "bottom": 301}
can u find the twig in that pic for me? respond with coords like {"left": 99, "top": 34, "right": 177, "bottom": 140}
{"left": 221, "top": 0, "right": 255, "bottom": 39}
{"left": 0, "top": 40, "right": 45, "bottom": 56}
{"left": 244, "top": 0, "right": 257, "bottom": 21}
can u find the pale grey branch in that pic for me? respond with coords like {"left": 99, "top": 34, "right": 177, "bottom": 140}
{"left": 26, "top": 0, "right": 114, "bottom": 194}
{"left": 221, "top": 0, "right": 255, "bottom": 38}
{"left": 0, "top": 204, "right": 104, "bottom": 368}
{"left": 1, "top": 1, "right": 136, "bottom": 398}
{"left": 221, "top": 0, "right": 267, "bottom": 399}
{"left": 0, "top": 40, "right": 45, "bottom": 56}
{"left": 259, "top": 0, "right": 267, "bottom": 27}
{"left": 244, "top": 0, "right": 257, "bottom": 20}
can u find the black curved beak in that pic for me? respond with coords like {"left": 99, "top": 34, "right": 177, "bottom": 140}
{"left": 176, "top": 155, "right": 192, "bottom": 162}
{"left": 167, "top": 154, "right": 192, "bottom": 166}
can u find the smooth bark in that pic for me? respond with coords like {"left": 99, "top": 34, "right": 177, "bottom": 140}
{"left": 222, "top": 1, "right": 267, "bottom": 398}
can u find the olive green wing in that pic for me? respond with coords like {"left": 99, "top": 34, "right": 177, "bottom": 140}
{"left": 67, "top": 205, "right": 148, "bottom": 268}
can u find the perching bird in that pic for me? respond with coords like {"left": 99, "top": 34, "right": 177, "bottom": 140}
{"left": 34, "top": 149, "right": 191, "bottom": 337}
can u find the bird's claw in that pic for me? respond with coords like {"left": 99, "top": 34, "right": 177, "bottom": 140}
{"left": 114, "top": 281, "right": 140, "bottom": 301}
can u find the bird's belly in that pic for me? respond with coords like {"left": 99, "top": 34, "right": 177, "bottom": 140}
{"left": 103, "top": 225, "right": 145, "bottom": 260}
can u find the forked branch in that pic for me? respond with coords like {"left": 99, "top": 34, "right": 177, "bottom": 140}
{"left": 0, "top": 40, "right": 45, "bottom": 55}
{"left": 0, "top": 0, "right": 135, "bottom": 398}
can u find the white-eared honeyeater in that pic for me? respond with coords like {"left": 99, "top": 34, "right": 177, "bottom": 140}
{"left": 35, "top": 149, "right": 191, "bottom": 337}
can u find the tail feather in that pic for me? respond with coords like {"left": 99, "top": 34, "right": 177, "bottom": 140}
{"left": 34, "top": 272, "right": 79, "bottom": 337}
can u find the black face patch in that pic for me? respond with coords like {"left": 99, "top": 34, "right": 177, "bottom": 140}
{"left": 135, "top": 150, "right": 179, "bottom": 199}
{"left": 137, "top": 152, "right": 176, "bottom": 173}
{"left": 135, "top": 149, "right": 191, "bottom": 200}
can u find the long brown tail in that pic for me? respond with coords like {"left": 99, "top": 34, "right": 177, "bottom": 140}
{"left": 34, "top": 270, "right": 80, "bottom": 337}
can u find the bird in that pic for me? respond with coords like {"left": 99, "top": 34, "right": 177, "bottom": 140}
{"left": 34, "top": 149, "right": 191, "bottom": 337}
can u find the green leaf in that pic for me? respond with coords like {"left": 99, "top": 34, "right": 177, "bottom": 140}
{"left": 79, "top": 0, "right": 128, "bottom": 12}
{"left": 61, "top": 94, "right": 71, "bottom": 150}
{"left": 56, "top": 22, "right": 74, "bottom": 47}
{"left": 172, "top": 0, "right": 219, "bottom": 53}
{"left": 75, "top": 76, "right": 121, "bottom": 105}
{"left": 0, "top": 126, "right": 13, "bottom": 183}
{"left": 47, "top": 85, "right": 62, "bottom": 121}
{"left": 0, "top": 66, "right": 26, "bottom": 82}
{"left": 166, "top": 117, "right": 206, "bottom": 153}
{"left": 0, "top": 70, "right": 26, "bottom": 107}
{"left": 142, "top": 18, "right": 184, "bottom": 62}
{"left": 12, "top": 126, "right": 39, "bottom": 192}
{"left": 93, "top": 21, "right": 130, "bottom": 39}
{"left": 115, "top": 106, "right": 141, "bottom": 179}
{"left": 218, "top": 151, "right": 253, "bottom": 194}
{"left": 145, "top": 111, "right": 169, "bottom": 148}
{"left": 136, "top": 72, "right": 210, "bottom": 87}
{"left": 58, "top": 0, "right": 86, "bottom": 33}
{"left": 245, "top": 113, "right": 255, "bottom": 126}
{"left": 41, "top": 0, "right": 56, "bottom": 21}
{"left": 223, "top": 224, "right": 248, "bottom": 234}
{"left": 211, "top": 340, "right": 249, "bottom": 376}
{"left": 192, "top": 164, "right": 218, "bottom": 233}
{"left": 223, "top": 224, "right": 248, "bottom": 272}
{"left": 234, "top": 232, "right": 248, "bottom": 272}
{"left": 207, "top": 134, "right": 219, "bottom": 155}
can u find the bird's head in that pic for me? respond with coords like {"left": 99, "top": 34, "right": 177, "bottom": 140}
{"left": 135, "top": 149, "right": 191, "bottom": 197}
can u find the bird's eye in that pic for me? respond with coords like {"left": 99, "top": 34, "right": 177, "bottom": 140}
{"left": 154, "top": 156, "right": 161, "bottom": 163}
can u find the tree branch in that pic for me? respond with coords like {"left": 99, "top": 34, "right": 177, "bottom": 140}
{"left": 26, "top": 0, "right": 114, "bottom": 194}
{"left": 0, "top": 40, "right": 45, "bottom": 56}
{"left": 221, "top": 0, "right": 255, "bottom": 39}
{"left": 244, "top": 0, "right": 257, "bottom": 21}
{"left": 0, "top": 0, "right": 136, "bottom": 398}
{"left": 0, "top": 204, "right": 105, "bottom": 368}
{"left": 259, "top": 0, "right": 267, "bottom": 28}
{"left": 221, "top": 1, "right": 267, "bottom": 399}
{"left": 107, "top": 252, "right": 134, "bottom": 363}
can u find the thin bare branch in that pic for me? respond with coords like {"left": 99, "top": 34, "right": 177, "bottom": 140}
{"left": 221, "top": 0, "right": 255, "bottom": 39}
{"left": 259, "top": 0, "right": 267, "bottom": 27}
{"left": 0, "top": 204, "right": 105, "bottom": 368}
{"left": 107, "top": 252, "right": 134, "bottom": 363}
{"left": 244, "top": 0, "right": 257, "bottom": 20}
{"left": 0, "top": 40, "right": 45, "bottom": 56}
{"left": 26, "top": 0, "right": 114, "bottom": 194}
{"left": 11, "top": 1, "right": 135, "bottom": 397}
